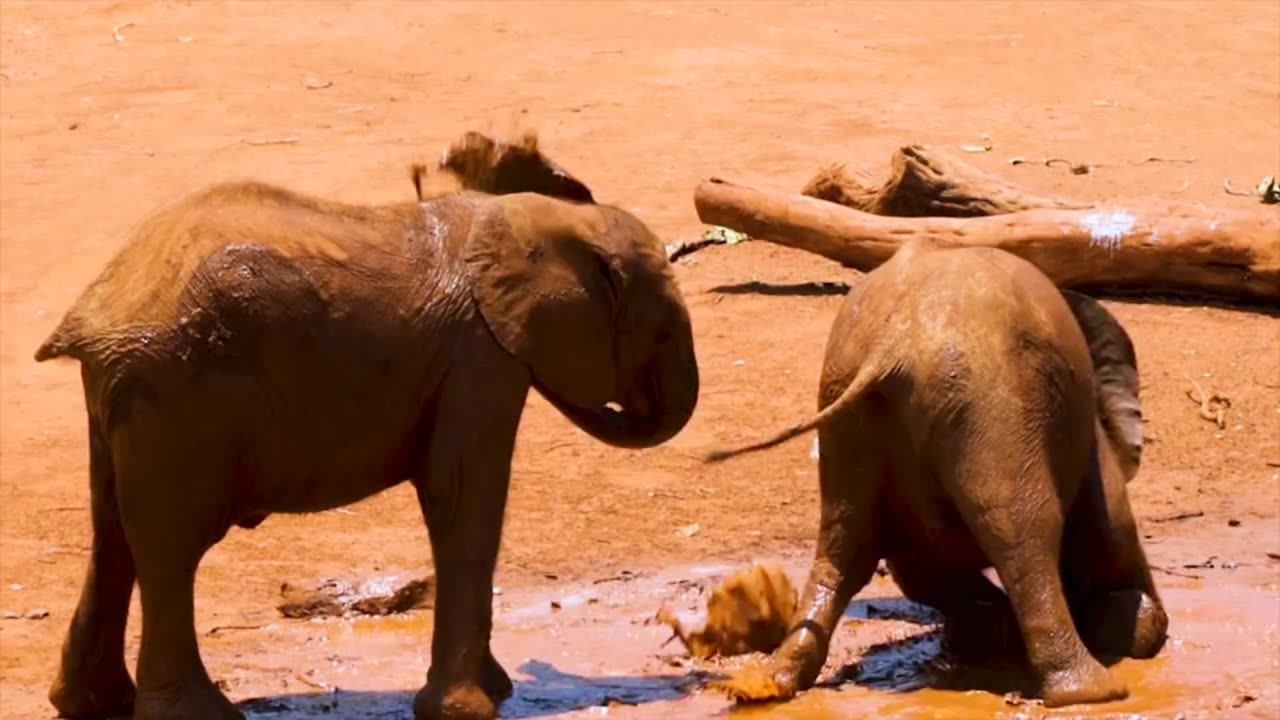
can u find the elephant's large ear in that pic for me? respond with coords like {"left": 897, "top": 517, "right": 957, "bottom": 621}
{"left": 1061, "top": 290, "right": 1143, "bottom": 477}
{"left": 463, "top": 195, "right": 618, "bottom": 409}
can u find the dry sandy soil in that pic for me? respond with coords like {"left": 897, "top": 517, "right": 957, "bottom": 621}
{"left": 2, "top": 2, "right": 1278, "bottom": 719}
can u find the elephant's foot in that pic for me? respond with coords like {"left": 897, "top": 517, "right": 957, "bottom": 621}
{"left": 133, "top": 682, "right": 243, "bottom": 720}
{"left": 414, "top": 681, "right": 498, "bottom": 720}
{"left": 49, "top": 664, "right": 136, "bottom": 719}
{"left": 481, "top": 652, "right": 513, "bottom": 702}
{"left": 712, "top": 658, "right": 804, "bottom": 704}
{"left": 1039, "top": 659, "right": 1128, "bottom": 708}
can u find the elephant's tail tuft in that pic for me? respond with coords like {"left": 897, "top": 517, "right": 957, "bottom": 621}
{"left": 704, "top": 361, "right": 884, "bottom": 464}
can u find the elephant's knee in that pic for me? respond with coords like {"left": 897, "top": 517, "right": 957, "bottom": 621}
{"left": 1078, "top": 588, "right": 1168, "bottom": 659}
{"left": 1129, "top": 592, "right": 1168, "bottom": 659}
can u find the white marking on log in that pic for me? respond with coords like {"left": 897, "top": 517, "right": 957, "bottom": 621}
{"left": 1080, "top": 211, "right": 1136, "bottom": 252}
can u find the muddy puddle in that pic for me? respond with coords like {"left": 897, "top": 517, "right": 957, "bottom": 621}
{"left": 225, "top": 558, "right": 1278, "bottom": 720}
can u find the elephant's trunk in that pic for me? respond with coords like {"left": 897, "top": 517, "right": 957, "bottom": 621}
{"left": 547, "top": 331, "right": 699, "bottom": 450}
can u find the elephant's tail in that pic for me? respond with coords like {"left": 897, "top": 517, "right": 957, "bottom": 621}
{"left": 705, "top": 361, "right": 884, "bottom": 464}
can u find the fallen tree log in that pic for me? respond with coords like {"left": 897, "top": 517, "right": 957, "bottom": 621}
{"left": 694, "top": 178, "right": 1280, "bottom": 305}
{"left": 801, "top": 145, "right": 1091, "bottom": 217}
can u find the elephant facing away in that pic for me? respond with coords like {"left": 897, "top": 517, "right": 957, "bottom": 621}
{"left": 35, "top": 157, "right": 698, "bottom": 720}
{"left": 709, "top": 241, "right": 1166, "bottom": 708}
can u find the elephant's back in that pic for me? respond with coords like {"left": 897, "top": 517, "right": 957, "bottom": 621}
{"left": 872, "top": 245, "right": 1096, "bottom": 419}
{"left": 886, "top": 244, "right": 1088, "bottom": 354}
{"left": 35, "top": 182, "right": 442, "bottom": 368}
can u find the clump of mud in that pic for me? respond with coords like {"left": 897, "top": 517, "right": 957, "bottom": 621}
{"left": 656, "top": 562, "right": 797, "bottom": 659}
{"left": 412, "top": 130, "right": 595, "bottom": 204}
{"left": 277, "top": 574, "right": 435, "bottom": 619}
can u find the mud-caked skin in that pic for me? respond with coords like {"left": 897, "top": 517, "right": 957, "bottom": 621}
{"left": 37, "top": 178, "right": 698, "bottom": 720}
{"left": 710, "top": 242, "right": 1166, "bottom": 708}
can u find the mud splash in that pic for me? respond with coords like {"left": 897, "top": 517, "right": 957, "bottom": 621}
{"left": 230, "top": 559, "right": 1278, "bottom": 720}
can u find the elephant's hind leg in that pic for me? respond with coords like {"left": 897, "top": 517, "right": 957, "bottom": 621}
{"left": 719, "top": 419, "right": 886, "bottom": 703}
{"left": 49, "top": 416, "right": 138, "bottom": 719}
{"left": 941, "top": 441, "right": 1126, "bottom": 708}
{"left": 114, "top": 423, "right": 243, "bottom": 720}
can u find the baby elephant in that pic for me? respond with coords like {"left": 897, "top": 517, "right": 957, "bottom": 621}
{"left": 710, "top": 242, "right": 1167, "bottom": 707}
{"left": 36, "top": 162, "right": 697, "bottom": 719}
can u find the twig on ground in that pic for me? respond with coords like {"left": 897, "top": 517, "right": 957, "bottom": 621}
{"left": 294, "top": 674, "right": 335, "bottom": 692}
{"left": 1224, "top": 179, "right": 1255, "bottom": 197}
{"left": 206, "top": 624, "right": 267, "bottom": 636}
{"left": 1149, "top": 510, "right": 1205, "bottom": 523}
{"left": 1130, "top": 156, "right": 1196, "bottom": 165}
{"left": 667, "top": 237, "right": 722, "bottom": 262}
{"left": 1009, "top": 155, "right": 1193, "bottom": 176}
{"left": 1224, "top": 176, "right": 1279, "bottom": 203}
{"left": 667, "top": 227, "right": 749, "bottom": 263}
{"left": 593, "top": 570, "right": 642, "bottom": 585}
{"left": 1008, "top": 157, "right": 1094, "bottom": 175}
{"left": 240, "top": 137, "right": 300, "bottom": 146}
{"left": 1184, "top": 374, "right": 1230, "bottom": 429}
{"left": 1151, "top": 565, "right": 1203, "bottom": 580}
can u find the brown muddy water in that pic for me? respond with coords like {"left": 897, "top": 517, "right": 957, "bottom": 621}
{"left": 222, "top": 556, "right": 1278, "bottom": 720}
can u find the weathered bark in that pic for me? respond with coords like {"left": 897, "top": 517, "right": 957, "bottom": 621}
{"left": 801, "top": 145, "right": 1091, "bottom": 217}
{"left": 695, "top": 178, "right": 1280, "bottom": 304}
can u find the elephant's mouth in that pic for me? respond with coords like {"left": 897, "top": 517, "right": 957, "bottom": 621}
{"left": 534, "top": 368, "right": 681, "bottom": 450}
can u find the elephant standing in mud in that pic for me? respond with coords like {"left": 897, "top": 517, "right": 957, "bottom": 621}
{"left": 35, "top": 143, "right": 698, "bottom": 720}
{"left": 710, "top": 241, "right": 1167, "bottom": 708}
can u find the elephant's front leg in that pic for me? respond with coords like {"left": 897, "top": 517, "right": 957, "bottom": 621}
{"left": 719, "top": 423, "right": 885, "bottom": 703}
{"left": 412, "top": 354, "right": 528, "bottom": 720}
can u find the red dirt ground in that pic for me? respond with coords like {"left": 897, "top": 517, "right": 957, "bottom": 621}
{"left": 1, "top": 2, "right": 1277, "bottom": 719}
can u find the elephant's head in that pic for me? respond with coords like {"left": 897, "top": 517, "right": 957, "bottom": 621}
{"left": 464, "top": 192, "right": 698, "bottom": 448}
{"left": 1061, "top": 291, "right": 1143, "bottom": 481}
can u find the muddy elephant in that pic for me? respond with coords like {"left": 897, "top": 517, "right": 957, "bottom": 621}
{"left": 709, "top": 241, "right": 1167, "bottom": 708}
{"left": 35, "top": 153, "right": 698, "bottom": 720}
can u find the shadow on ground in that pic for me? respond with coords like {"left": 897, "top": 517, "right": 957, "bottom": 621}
{"left": 828, "top": 597, "right": 1032, "bottom": 699}
{"left": 238, "top": 660, "right": 705, "bottom": 719}
{"left": 709, "top": 280, "right": 851, "bottom": 297}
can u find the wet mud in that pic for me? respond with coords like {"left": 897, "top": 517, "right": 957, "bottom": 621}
{"left": 225, "top": 558, "right": 1278, "bottom": 720}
